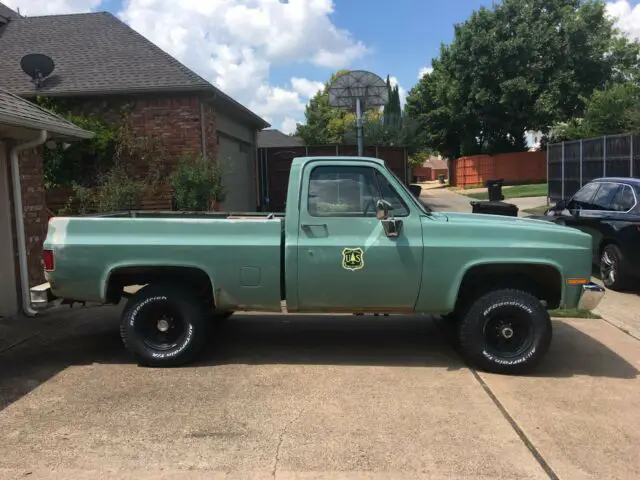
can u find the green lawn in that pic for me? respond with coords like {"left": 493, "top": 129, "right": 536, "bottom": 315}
{"left": 522, "top": 204, "right": 550, "bottom": 215}
{"left": 549, "top": 308, "right": 601, "bottom": 319}
{"left": 465, "top": 183, "right": 548, "bottom": 200}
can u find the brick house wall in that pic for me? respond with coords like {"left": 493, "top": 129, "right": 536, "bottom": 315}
{"left": 45, "top": 93, "right": 220, "bottom": 211}
{"left": 15, "top": 93, "right": 219, "bottom": 288}
{"left": 70, "top": 93, "right": 218, "bottom": 159}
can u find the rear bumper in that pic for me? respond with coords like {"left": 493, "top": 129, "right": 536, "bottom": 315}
{"left": 30, "top": 282, "right": 56, "bottom": 310}
{"left": 577, "top": 282, "right": 605, "bottom": 311}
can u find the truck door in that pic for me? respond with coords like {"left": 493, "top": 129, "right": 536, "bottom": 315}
{"left": 295, "top": 160, "right": 424, "bottom": 313}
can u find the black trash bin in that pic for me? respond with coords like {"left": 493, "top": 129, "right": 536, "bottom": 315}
{"left": 470, "top": 200, "right": 519, "bottom": 217}
{"left": 485, "top": 179, "right": 505, "bottom": 202}
{"left": 438, "top": 174, "right": 446, "bottom": 184}
{"left": 408, "top": 184, "right": 422, "bottom": 197}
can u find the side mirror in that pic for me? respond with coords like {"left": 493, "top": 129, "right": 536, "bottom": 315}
{"left": 376, "top": 199, "right": 392, "bottom": 220}
{"left": 382, "top": 218, "right": 403, "bottom": 237}
{"left": 376, "top": 199, "right": 403, "bottom": 237}
{"left": 554, "top": 200, "right": 566, "bottom": 210}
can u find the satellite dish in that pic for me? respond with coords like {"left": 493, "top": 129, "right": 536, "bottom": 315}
{"left": 328, "top": 70, "right": 389, "bottom": 156}
{"left": 20, "top": 53, "right": 55, "bottom": 89}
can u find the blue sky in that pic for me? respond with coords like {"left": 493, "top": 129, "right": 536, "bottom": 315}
{"left": 269, "top": 0, "right": 494, "bottom": 97}
{"left": 7, "top": 0, "right": 640, "bottom": 132}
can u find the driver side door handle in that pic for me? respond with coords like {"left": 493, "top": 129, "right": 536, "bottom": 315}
{"left": 301, "top": 223, "right": 328, "bottom": 229}
{"left": 301, "top": 223, "right": 329, "bottom": 238}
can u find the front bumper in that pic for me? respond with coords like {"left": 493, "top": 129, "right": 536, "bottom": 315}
{"left": 577, "top": 282, "right": 605, "bottom": 311}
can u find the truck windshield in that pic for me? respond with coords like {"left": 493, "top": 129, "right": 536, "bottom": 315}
{"left": 387, "top": 168, "right": 432, "bottom": 214}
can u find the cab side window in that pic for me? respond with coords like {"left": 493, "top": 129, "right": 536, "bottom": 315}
{"left": 611, "top": 185, "right": 636, "bottom": 212}
{"left": 591, "top": 183, "right": 620, "bottom": 211}
{"left": 307, "top": 166, "right": 379, "bottom": 217}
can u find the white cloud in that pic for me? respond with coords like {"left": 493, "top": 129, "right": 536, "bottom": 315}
{"left": 280, "top": 117, "right": 299, "bottom": 135}
{"left": 389, "top": 75, "right": 407, "bottom": 108}
{"left": 291, "top": 77, "right": 325, "bottom": 99}
{"left": 119, "top": 0, "right": 368, "bottom": 128}
{"left": 606, "top": 0, "right": 640, "bottom": 40}
{"left": 2, "top": 0, "right": 101, "bottom": 15}
{"left": 8, "top": 0, "right": 368, "bottom": 131}
{"left": 418, "top": 66, "right": 433, "bottom": 79}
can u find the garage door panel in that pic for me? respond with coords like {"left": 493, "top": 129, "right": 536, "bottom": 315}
{"left": 218, "top": 136, "right": 255, "bottom": 212}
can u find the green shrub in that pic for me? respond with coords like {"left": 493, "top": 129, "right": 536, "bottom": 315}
{"left": 170, "top": 155, "right": 227, "bottom": 211}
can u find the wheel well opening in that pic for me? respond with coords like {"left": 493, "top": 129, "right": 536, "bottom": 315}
{"left": 455, "top": 263, "right": 562, "bottom": 311}
{"left": 106, "top": 266, "right": 213, "bottom": 306}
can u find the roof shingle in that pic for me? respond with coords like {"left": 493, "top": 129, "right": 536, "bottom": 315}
{"left": 0, "top": 89, "right": 93, "bottom": 139}
{"left": 257, "top": 129, "right": 305, "bottom": 148}
{"left": 0, "top": 12, "right": 212, "bottom": 95}
{"left": 0, "top": 2, "right": 20, "bottom": 20}
{"left": 0, "top": 9, "right": 268, "bottom": 128}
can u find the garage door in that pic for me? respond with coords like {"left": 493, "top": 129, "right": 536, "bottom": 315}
{"left": 217, "top": 135, "right": 256, "bottom": 212}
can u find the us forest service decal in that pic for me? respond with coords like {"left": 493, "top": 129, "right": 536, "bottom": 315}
{"left": 342, "top": 247, "right": 364, "bottom": 271}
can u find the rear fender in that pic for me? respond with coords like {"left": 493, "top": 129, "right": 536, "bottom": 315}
{"left": 101, "top": 262, "right": 216, "bottom": 304}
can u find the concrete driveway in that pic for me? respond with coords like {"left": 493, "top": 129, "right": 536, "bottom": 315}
{"left": 1, "top": 305, "right": 639, "bottom": 479}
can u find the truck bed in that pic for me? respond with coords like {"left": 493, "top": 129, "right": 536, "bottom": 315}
{"left": 43, "top": 212, "right": 285, "bottom": 311}
{"left": 81, "top": 210, "right": 286, "bottom": 220}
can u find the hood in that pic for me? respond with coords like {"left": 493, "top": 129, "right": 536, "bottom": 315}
{"left": 444, "top": 211, "right": 563, "bottom": 227}
{"left": 440, "top": 212, "right": 591, "bottom": 239}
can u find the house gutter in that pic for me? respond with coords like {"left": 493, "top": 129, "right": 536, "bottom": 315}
{"left": 9, "top": 130, "right": 48, "bottom": 317}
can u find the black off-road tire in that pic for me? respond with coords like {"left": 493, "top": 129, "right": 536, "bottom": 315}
{"left": 457, "top": 289, "right": 552, "bottom": 375}
{"left": 120, "top": 284, "right": 209, "bottom": 367}
{"left": 600, "top": 243, "right": 632, "bottom": 291}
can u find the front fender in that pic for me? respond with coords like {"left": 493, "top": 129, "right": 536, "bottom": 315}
{"left": 447, "top": 258, "right": 565, "bottom": 310}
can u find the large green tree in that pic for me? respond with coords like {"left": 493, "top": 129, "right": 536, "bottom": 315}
{"left": 405, "top": 0, "right": 640, "bottom": 159}
{"left": 551, "top": 82, "right": 640, "bottom": 141}
{"left": 295, "top": 70, "right": 353, "bottom": 145}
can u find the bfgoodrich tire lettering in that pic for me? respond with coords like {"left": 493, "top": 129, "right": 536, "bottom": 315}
{"left": 120, "top": 284, "right": 208, "bottom": 367}
{"left": 457, "top": 289, "right": 552, "bottom": 375}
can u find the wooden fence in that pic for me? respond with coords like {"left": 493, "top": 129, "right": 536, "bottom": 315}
{"left": 452, "top": 151, "right": 546, "bottom": 188}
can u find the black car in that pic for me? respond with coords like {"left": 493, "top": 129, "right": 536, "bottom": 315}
{"left": 544, "top": 177, "right": 640, "bottom": 291}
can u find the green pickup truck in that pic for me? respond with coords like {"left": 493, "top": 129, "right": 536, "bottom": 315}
{"left": 33, "top": 156, "right": 604, "bottom": 374}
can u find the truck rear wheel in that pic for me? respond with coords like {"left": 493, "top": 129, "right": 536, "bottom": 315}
{"left": 457, "top": 289, "right": 551, "bottom": 375}
{"left": 120, "top": 284, "right": 208, "bottom": 367}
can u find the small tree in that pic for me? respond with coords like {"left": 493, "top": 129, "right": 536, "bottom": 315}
{"left": 170, "top": 155, "right": 227, "bottom": 211}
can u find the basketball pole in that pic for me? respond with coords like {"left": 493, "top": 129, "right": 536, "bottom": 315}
{"left": 356, "top": 97, "right": 364, "bottom": 157}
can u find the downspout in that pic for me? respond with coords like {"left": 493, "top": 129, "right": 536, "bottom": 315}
{"left": 199, "top": 101, "right": 207, "bottom": 158}
{"left": 9, "top": 130, "right": 48, "bottom": 317}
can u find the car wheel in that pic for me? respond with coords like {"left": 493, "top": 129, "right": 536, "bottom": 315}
{"left": 457, "top": 289, "right": 552, "bottom": 375}
{"left": 600, "top": 244, "right": 631, "bottom": 291}
{"left": 120, "top": 284, "right": 208, "bottom": 367}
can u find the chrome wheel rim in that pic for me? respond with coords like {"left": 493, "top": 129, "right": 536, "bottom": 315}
{"left": 601, "top": 250, "right": 616, "bottom": 286}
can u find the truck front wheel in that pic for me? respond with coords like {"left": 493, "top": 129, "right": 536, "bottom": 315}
{"left": 457, "top": 289, "right": 552, "bottom": 375}
{"left": 120, "top": 284, "right": 209, "bottom": 367}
